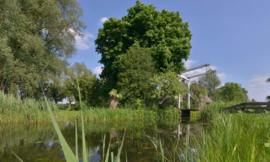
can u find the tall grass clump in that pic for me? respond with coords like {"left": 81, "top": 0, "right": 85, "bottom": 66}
{"left": 201, "top": 101, "right": 242, "bottom": 122}
{"left": 81, "top": 107, "right": 180, "bottom": 121}
{"left": 0, "top": 91, "right": 66, "bottom": 124}
{"left": 195, "top": 112, "right": 270, "bottom": 161}
{"left": 82, "top": 108, "right": 157, "bottom": 121}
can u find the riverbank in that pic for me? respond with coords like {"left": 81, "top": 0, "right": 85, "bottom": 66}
{"left": 0, "top": 92, "right": 180, "bottom": 124}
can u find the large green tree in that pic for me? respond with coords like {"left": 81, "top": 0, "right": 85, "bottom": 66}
{"left": 117, "top": 47, "right": 156, "bottom": 102}
{"left": 198, "top": 70, "right": 221, "bottom": 100}
{"left": 0, "top": 0, "right": 85, "bottom": 98}
{"left": 219, "top": 82, "right": 248, "bottom": 102}
{"left": 95, "top": 1, "right": 192, "bottom": 96}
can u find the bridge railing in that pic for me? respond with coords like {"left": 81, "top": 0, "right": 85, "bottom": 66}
{"left": 220, "top": 102, "right": 270, "bottom": 113}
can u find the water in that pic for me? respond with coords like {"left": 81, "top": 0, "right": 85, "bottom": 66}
{"left": 0, "top": 119, "right": 202, "bottom": 162}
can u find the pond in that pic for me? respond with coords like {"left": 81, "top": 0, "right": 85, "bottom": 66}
{"left": 0, "top": 119, "right": 202, "bottom": 162}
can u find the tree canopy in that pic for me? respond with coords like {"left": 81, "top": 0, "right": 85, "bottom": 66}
{"left": 190, "top": 81, "right": 208, "bottom": 106}
{"left": 63, "top": 62, "right": 102, "bottom": 106}
{"left": 198, "top": 70, "right": 221, "bottom": 100}
{"left": 153, "top": 71, "right": 187, "bottom": 105}
{"left": 219, "top": 82, "right": 248, "bottom": 102}
{"left": 117, "top": 47, "right": 156, "bottom": 102}
{"left": 95, "top": 1, "right": 192, "bottom": 95}
{"left": 0, "top": 0, "right": 85, "bottom": 98}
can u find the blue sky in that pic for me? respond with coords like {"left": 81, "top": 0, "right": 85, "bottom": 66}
{"left": 69, "top": 0, "right": 270, "bottom": 101}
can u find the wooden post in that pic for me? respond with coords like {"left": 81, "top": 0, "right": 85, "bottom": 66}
{"left": 242, "top": 103, "right": 246, "bottom": 111}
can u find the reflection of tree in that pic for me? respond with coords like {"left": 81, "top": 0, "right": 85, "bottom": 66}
{"left": 109, "top": 128, "right": 118, "bottom": 139}
{"left": 0, "top": 124, "right": 65, "bottom": 161}
{"left": 0, "top": 120, "right": 203, "bottom": 161}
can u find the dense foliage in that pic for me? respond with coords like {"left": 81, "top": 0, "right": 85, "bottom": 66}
{"left": 117, "top": 47, "right": 156, "bottom": 103}
{"left": 198, "top": 70, "right": 221, "bottom": 100}
{"left": 64, "top": 62, "right": 102, "bottom": 107}
{"left": 219, "top": 82, "right": 248, "bottom": 102}
{"left": 95, "top": 1, "right": 192, "bottom": 96}
{"left": 0, "top": 0, "right": 85, "bottom": 98}
{"left": 190, "top": 81, "right": 208, "bottom": 107}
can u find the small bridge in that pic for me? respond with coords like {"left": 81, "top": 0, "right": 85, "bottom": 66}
{"left": 220, "top": 102, "right": 270, "bottom": 113}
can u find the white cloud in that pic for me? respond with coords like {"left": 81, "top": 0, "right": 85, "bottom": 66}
{"left": 100, "top": 17, "right": 109, "bottom": 24}
{"left": 184, "top": 60, "right": 197, "bottom": 69}
{"left": 75, "top": 32, "right": 94, "bottom": 50}
{"left": 69, "top": 29, "right": 94, "bottom": 51}
{"left": 94, "top": 66, "right": 103, "bottom": 75}
{"left": 217, "top": 73, "right": 226, "bottom": 79}
{"left": 248, "top": 75, "right": 270, "bottom": 101}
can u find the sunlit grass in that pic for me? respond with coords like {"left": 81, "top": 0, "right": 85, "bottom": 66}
{"left": 194, "top": 112, "right": 270, "bottom": 161}
{"left": 0, "top": 91, "right": 180, "bottom": 124}
{"left": 0, "top": 91, "right": 66, "bottom": 124}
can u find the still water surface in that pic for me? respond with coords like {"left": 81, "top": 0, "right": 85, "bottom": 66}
{"left": 0, "top": 119, "right": 202, "bottom": 162}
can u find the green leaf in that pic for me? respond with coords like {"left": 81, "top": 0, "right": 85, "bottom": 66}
{"left": 45, "top": 98, "right": 77, "bottom": 162}
{"left": 12, "top": 151, "right": 24, "bottom": 162}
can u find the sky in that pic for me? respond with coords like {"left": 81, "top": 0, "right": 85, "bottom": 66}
{"left": 69, "top": 0, "right": 270, "bottom": 101}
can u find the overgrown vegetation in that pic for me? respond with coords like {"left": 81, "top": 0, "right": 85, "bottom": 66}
{"left": 0, "top": 91, "right": 180, "bottom": 124}
{"left": 0, "top": 92, "right": 66, "bottom": 124}
{"left": 195, "top": 107, "right": 270, "bottom": 161}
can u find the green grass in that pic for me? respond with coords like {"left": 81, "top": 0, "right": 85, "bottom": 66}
{"left": 0, "top": 91, "right": 180, "bottom": 124}
{"left": 194, "top": 112, "right": 270, "bottom": 162}
{"left": 193, "top": 101, "right": 270, "bottom": 161}
{"left": 152, "top": 102, "right": 270, "bottom": 162}
{"left": 0, "top": 92, "right": 66, "bottom": 124}
{"left": 58, "top": 110, "right": 80, "bottom": 119}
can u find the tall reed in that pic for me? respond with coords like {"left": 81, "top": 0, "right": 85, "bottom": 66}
{"left": 0, "top": 92, "right": 66, "bottom": 124}
{"left": 195, "top": 112, "right": 270, "bottom": 161}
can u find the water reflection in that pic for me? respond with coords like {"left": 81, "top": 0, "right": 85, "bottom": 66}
{"left": 0, "top": 119, "right": 202, "bottom": 162}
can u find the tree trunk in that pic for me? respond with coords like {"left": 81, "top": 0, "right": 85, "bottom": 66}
{"left": 109, "top": 97, "right": 119, "bottom": 109}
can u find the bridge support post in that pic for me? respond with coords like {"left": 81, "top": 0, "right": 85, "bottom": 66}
{"left": 188, "top": 81, "right": 190, "bottom": 109}
{"left": 242, "top": 103, "right": 246, "bottom": 111}
{"left": 178, "top": 93, "right": 181, "bottom": 118}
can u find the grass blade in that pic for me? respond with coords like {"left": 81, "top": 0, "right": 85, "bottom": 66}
{"left": 103, "top": 135, "right": 106, "bottom": 162}
{"left": 111, "top": 152, "right": 114, "bottom": 162}
{"left": 116, "top": 131, "right": 126, "bottom": 161}
{"left": 75, "top": 119, "right": 78, "bottom": 160}
{"left": 12, "top": 151, "right": 24, "bottom": 162}
{"left": 44, "top": 98, "right": 77, "bottom": 162}
{"left": 105, "top": 139, "right": 111, "bottom": 162}
{"left": 76, "top": 77, "right": 87, "bottom": 162}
